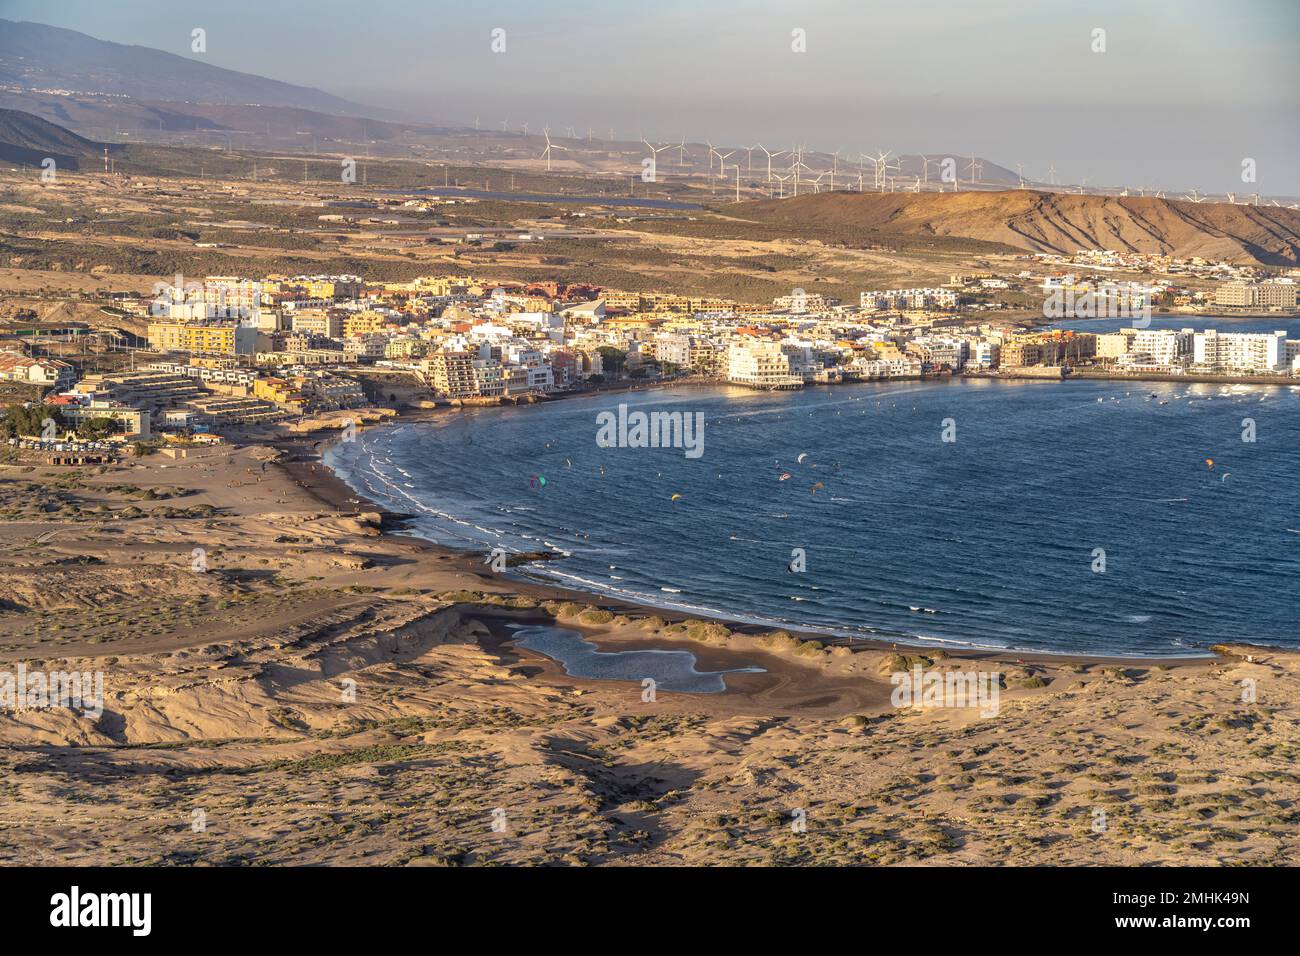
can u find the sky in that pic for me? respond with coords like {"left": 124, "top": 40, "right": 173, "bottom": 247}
{"left": 4, "top": 0, "right": 1299, "bottom": 194}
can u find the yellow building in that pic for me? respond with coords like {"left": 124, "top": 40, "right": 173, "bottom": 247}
{"left": 602, "top": 291, "right": 644, "bottom": 312}
{"left": 343, "top": 311, "right": 390, "bottom": 337}
{"left": 406, "top": 275, "right": 482, "bottom": 297}
{"left": 186, "top": 326, "right": 234, "bottom": 354}
{"left": 148, "top": 323, "right": 257, "bottom": 355}
{"left": 147, "top": 322, "right": 187, "bottom": 351}
{"left": 253, "top": 376, "right": 307, "bottom": 409}
{"left": 384, "top": 338, "right": 427, "bottom": 360}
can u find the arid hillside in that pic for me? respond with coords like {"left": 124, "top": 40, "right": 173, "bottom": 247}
{"left": 0, "top": 107, "right": 124, "bottom": 170}
{"left": 736, "top": 190, "right": 1300, "bottom": 265}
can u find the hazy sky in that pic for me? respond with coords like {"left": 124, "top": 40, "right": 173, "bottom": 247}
{"left": 6, "top": 0, "right": 1299, "bottom": 193}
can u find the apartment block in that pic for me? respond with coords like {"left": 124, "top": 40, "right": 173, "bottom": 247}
{"left": 1214, "top": 281, "right": 1299, "bottom": 309}
{"left": 1192, "top": 330, "right": 1288, "bottom": 372}
{"left": 726, "top": 340, "right": 804, "bottom": 389}
{"left": 60, "top": 399, "right": 151, "bottom": 438}
{"left": 290, "top": 309, "right": 345, "bottom": 339}
{"left": 423, "top": 351, "right": 479, "bottom": 399}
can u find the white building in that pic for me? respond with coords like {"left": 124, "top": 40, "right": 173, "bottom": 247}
{"left": 1192, "top": 330, "right": 1288, "bottom": 373}
{"left": 0, "top": 351, "right": 75, "bottom": 389}
{"left": 1214, "top": 281, "right": 1297, "bottom": 309}
{"left": 969, "top": 340, "right": 1000, "bottom": 368}
{"left": 1129, "top": 328, "right": 1193, "bottom": 369}
{"left": 524, "top": 364, "right": 554, "bottom": 391}
{"left": 725, "top": 340, "right": 804, "bottom": 389}
{"left": 780, "top": 342, "right": 823, "bottom": 382}
{"left": 861, "top": 288, "right": 958, "bottom": 311}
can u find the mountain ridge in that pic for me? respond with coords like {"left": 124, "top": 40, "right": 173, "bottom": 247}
{"left": 0, "top": 107, "right": 123, "bottom": 170}
{"left": 0, "top": 18, "right": 389, "bottom": 118}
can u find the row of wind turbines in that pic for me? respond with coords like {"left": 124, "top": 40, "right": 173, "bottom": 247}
{"left": 489, "top": 120, "right": 1298, "bottom": 207}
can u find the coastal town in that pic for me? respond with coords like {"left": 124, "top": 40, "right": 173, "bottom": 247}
{"left": 2, "top": 256, "right": 1297, "bottom": 451}
{"left": 2, "top": 1, "right": 1300, "bottom": 897}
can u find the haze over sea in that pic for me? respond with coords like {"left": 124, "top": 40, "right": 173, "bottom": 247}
{"left": 328, "top": 379, "right": 1300, "bottom": 657}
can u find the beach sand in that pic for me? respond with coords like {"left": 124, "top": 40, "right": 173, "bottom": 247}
{"left": 0, "top": 423, "right": 1295, "bottom": 866}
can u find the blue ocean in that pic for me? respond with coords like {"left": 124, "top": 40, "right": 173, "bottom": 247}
{"left": 327, "top": 379, "right": 1300, "bottom": 656}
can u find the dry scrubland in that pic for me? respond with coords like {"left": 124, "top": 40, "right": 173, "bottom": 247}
{"left": 0, "top": 445, "right": 1295, "bottom": 866}
{"left": 0, "top": 168, "right": 1120, "bottom": 310}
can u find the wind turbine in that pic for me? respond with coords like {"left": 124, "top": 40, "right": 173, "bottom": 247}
{"left": 703, "top": 146, "right": 728, "bottom": 197}
{"left": 1047, "top": 162, "right": 1057, "bottom": 186}
{"left": 859, "top": 153, "right": 878, "bottom": 191}
{"left": 756, "top": 144, "right": 788, "bottom": 183}
{"left": 705, "top": 140, "right": 721, "bottom": 176}
{"left": 716, "top": 149, "right": 734, "bottom": 179}
{"left": 790, "top": 147, "right": 813, "bottom": 195}
{"left": 540, "top": 129, "right": 568, "bottom": 171}
{"left": 920, "top": 154, "right": 938, "bottom": 186}
{"left": 642, "top": 138, "right": 671, "bottom": 176}
{"left": 1182, "top": 188, "right": 1205, "bottom": 203}
{"left": 964, "top": 153, "right": 981, "bottom": 186}
{"left": 1015, "top": 162, "right": 1025, "bottom": 189}
{"left": 871, "top": 150, "right": 892, "bottom": 191}
{"left": 772, "top": 172, "right": 791, "bottom": 199}
{"left": 880, "top": 153, "right": 901, "bottom": 191}
{"left": 676, "top": 138, "right": 692, "bottom": 167}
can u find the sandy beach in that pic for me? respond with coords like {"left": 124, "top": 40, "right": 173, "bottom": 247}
{"left": 0, "top": 415, "right": 1295, "bottom": 866}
